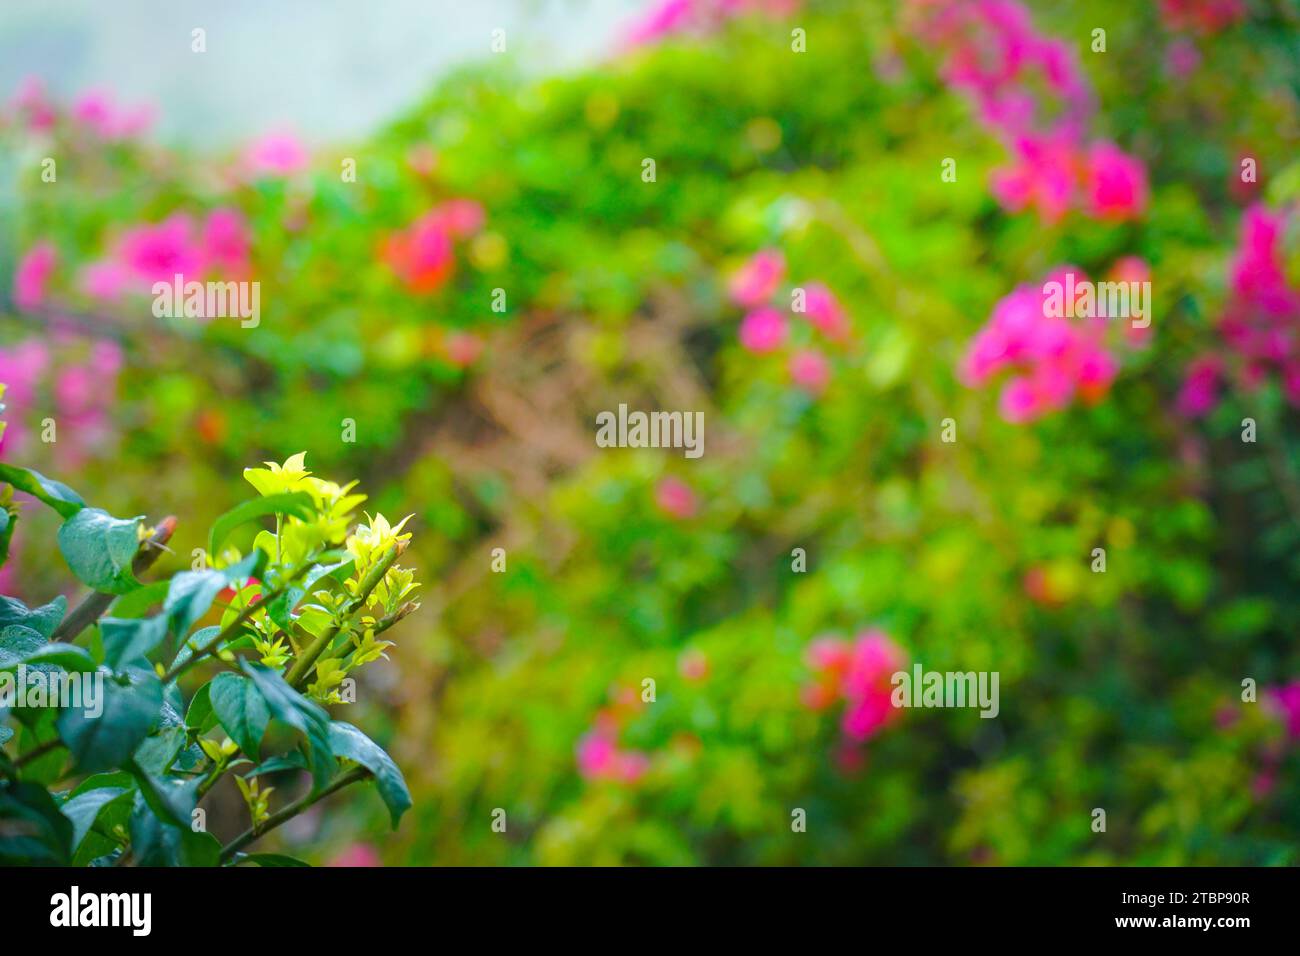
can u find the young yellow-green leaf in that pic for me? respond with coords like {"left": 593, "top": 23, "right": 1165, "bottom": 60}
{"left": 208, "top": 491, "right": 316, "bottom": 560}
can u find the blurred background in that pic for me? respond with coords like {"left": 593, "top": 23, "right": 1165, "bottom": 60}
{"left": 3, "top": 0, "right": 1300, "bottom": 864}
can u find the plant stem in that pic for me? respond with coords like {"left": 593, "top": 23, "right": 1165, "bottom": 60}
{"left": 13, "top": 737, "right": 65, "bottom": 770}
{"left": 219, "top": 766, "right": 369, "bottom": 863}
{"left": 52, "top": 516, "right": 177, "bottom": 642}
{"left": 284, "top": 543, "right": 402, "bottom": 690}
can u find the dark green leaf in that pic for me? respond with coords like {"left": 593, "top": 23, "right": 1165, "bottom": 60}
{"left": 127, "top": 793, "right": 219, "bottom": 866}
{"left": 0, "top": 781, "right": 72, "bottom": 864}
{"left": 164, "top": 550, "right": 265, "bottom": 638}
{"left": 185, "top": 680, "right": 218, "bottom": 734}
{"left": 60, "top": 786, "right": 132, "bottom": 852}
{"left": 100, "top": 615, "right": 169, "bottom": 670}
{"left": 328, "top": 721, "right": 412, "bottom": 828}
{"left": 208, "top": 673, "right": 270, "bottom": 756}
{"left": 0, "top": 595, "right": 66, "bottom": 639}
{"left": 109, "top": 581, "right": 170, "bottom": 620}
{"left": 240, "top": 662, "right": 334, "bottom": 789}
{"left": 57, "top": 508, "right": 142, "bottom": 595}
{"left": 57, "top": 667, "right": 163, "bottom": 772}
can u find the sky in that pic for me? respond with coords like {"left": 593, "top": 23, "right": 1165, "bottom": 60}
{"left": 0, "top": 0, "right": 645, "bottom": 147}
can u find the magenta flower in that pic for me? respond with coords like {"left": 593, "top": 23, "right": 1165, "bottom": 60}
{"left": 1084, "top": 142, "right": 1149, "bottom": 221}
{"left": 728, "top": 249, "right": 785, "bottom": 307}
{"left": 1266, "top": 682, "right": 1300, "bottom": 740}
{"left": 71, "top": 89, "right": 153, "bottom": 140}
{"left": 115, "top": 215, "right": 206, "bottom": 284}
{"left": 431, "top": 199, "right": 485, "bottom": 239}
{"left": 13, "top": 242, "right": 57, "bottom": 311}
{"left": 10, "top": 76, "right": 56, "bottom": 132}
{"left": 1176, "top": 355, "right": 1224, "bottom": 418}
{"left": 738, "top": 306, "right": 788, "bottom": 353}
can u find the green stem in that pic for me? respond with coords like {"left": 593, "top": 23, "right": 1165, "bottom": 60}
{"left": 284, "top": 544, "right": 401, "bottom": 690}
{"left": 219, "top": 766, "right": 369, "bottom": 863}
{"left": 160, "top": 564, "right": 308, "bottom": 684}
{"left": 13, "top": 737, "right": 65, "bottom": 770}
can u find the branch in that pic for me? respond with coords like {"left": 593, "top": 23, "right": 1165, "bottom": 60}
{"left": 52, "top": 516, "right": 177, "bottom": 643}
{"left": 13, "top": 737, "right": 65, "bottom": 771}
{"left": 284, "top": 543, "right": 403, "bottom": 690}
{"left": 219, "top": 766, "right": 369, "bottom": 863}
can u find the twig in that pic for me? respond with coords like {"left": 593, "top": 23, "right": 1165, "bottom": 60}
{"left": 52, "top": 516, "right": 177, "bottom": 642}
{"left": 219, "top": 766, "right": 370, "bottom": 863}
{"left": 284, "top": 543, "right": 403, "bottom": 690}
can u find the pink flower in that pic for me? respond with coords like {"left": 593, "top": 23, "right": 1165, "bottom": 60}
{"left": 328, "top": 843, "right": 382, "bottom": 867}
{"left": 71, "top": 90, "right": 153, "bottom": 140}
{"left": 801, "top": 283, "right": 851, "bottom": 341}
{"left": 576, "top": 727, "right": 650, "bottom": 784}
{"left": 788, "top": 349, "right": 831, "bottom": 394}
{"left": 382, "top": 213, "right": 455, "bottom": 294}
{"left": 10, "top": 76, "right": 56, "bottom": 132}
{"left": 202, "top": 208, "right": 252, "bottom": 274}
{"left": 655, "top": 476, "right": 698, "bottom": 520}
{"left": 115, "top": 215, "right": 206, "bottom": 284}
{"left": 13, "top": 242, "right": 57, "bottom": 311}
{"left": 728, "top": 249, "right": 785, "bottom": 307}
{"left": 738, "top": 307, "right": 787, "bottom": 353}
{"left": 678, "top": 649, "right": 710, "bottom": 682}
{"left": 432, "top": 199, "right": 485, "bottom": 239}
{"left": 445, "top": 332, "right": 483, "bottom": 368}
{"left": 243, "top": 131, "right": 309, "bottom": 177}
{"left": 1164, "top": 39, "right": 1201, "bottom": 78}
{"left": 1083, "top": 142, "right": 1148, "bottom": 221}
{"left": 989, "top": 134, "right": 1081, "bottom": 223}
{"left": 803, "top": 629, "right": 907, "bottom": 746}
{"left": 78, "top": 260, "right": 131, "bottom": 301}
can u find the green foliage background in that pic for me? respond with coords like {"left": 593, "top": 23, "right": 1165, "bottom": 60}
{"left": 3, "top": 0, "right": 1300, "bottom": 864}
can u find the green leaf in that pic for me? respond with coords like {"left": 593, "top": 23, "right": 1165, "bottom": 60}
{"left": 328, "top": 721, "right": 412, "bottom": 828}
{"left": 0, "top": 624, "right": 46, "bottom": 667}
{"left": 0, "top": 641, "right": 96, "bottom": 676}
{"left": 208, "top": 673, "right": 270, "bottom": 756}
{"left": 0, "top": 507, "right": 13, "bottom": 568}
{"left": 208, "top": 491, "right": 315, "bottom": 559}
{"left": 185, "top": 680, "right": 218, "bottom": 734}
{"left": 0, "top": 594, "right": 66, "bottom": 639}
{"left": 57, "top": 667, "right": 163, "bottom": 773}
{"left": 109, "top": 580, "right": 170, "bottom": 620}
{"left": 128, "top": 760, "right": 200, "bottom": 828}
{"left": 127, "top": 792, "right": 219, "bottom": 866}
{"left": 60, "top": 786, "right": 133, "bottom": 852}
{"left": 240, "top": 662, "right": 334, "bottom": 789}
{"left": 164, "top": 550, "right": 266, "bottom": 638}
{"left": 167, "top": 625, "right": 219, "bottom": 678}
{"left": 0, "top": 781, "right": 72, "bottom": 864}
{"left": 100, "top": 615, "right": 170, "bottom": 670}
{"left": 232, "top": 852, "right": 310, "bottom": 867}
{"left": 57, "top": 508, "right": 143, "bottom": 595}
{"left": 0, "top": 463, "right": 84, "bottom": 518}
